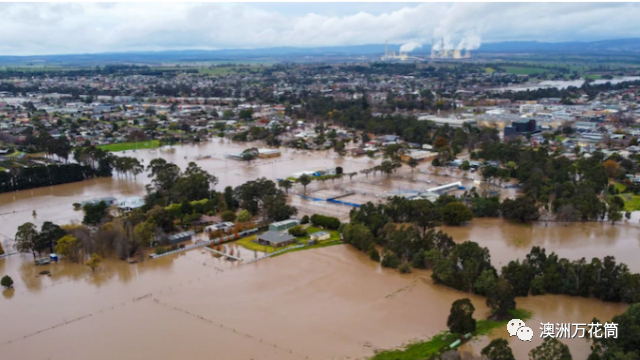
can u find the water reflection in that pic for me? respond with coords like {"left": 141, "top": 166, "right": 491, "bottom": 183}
{"left": 2, "top": 288, "right": 14, "bottom": 299}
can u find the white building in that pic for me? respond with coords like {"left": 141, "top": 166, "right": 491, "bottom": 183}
{"left": 117, "top": 197, "right": 145, "bottom": 212}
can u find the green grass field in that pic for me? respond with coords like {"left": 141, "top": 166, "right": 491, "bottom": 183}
{"left": 502, "top": 66, "right": 548, "bottom": 75}
{"left": 5, "top": 150, "right": 23, "bottom": 158}
{"left": 618, "top": 194, "right": 640, "bottom": 212}
{"left": 96, "top": 140, "right": 159, "bottom": 152}
{"left": 371, "top": 308, "right": 532, "bottom": 360}
{"left": 234, "top": 226, "right": 342, "bottom": 255}
{"left": 613, "top": 182, "right": 640, "bottom": 212}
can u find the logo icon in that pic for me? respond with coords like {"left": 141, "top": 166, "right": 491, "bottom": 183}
{"left": 517, "top": 326, "right": 534, "bottom": 341}
{"left": 507, "top": 319, "right": 525, "bottom": 337}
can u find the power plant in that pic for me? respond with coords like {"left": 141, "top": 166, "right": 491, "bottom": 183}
{"left": 381, "top": 40, "right": 424, "bottom": 61}
{"left": 382, "top": 38, "right": 472, "bottom": 62}
{"left": 430, "top": 37, "right": 471, "bottom": 61}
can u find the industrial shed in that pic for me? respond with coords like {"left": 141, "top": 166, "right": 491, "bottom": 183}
{"left": 168, "top": 231, "right": 195, "bottom": 245}
{"left": 269, "top": 219, "right": 300, "bottom": 232}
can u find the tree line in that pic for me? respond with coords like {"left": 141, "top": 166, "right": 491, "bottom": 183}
{"left": 342, "top": 196, "right": 640, "bottom": 312}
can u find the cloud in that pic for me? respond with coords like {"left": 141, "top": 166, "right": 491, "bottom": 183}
{"left": 0, "top": 3, "right": 638, "bottom": 55}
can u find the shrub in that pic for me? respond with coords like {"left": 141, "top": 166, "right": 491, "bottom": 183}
{"left": 310, "top": 214, "right": 341, "bottom": 230}
{"left": 1, "top": 275, "right": 13, "bottom": 289}
{"left": 221, "top": 210, "right": 236, "bottom": 222}
{"left": 288, "top": 225, "right": 307, "bottom": 237}
{"left": 399, "top": 263, "right": 412, "bottom": 274}
{"left": 73, "top": 203, "right": 82, "bottom": 210}
{"left": 301, "top": 215, "right": 309, "bottom": 224}
{"left": 155, "top": 246, "right": 167, "bottom": 255}
{"left": 381, "top": 252, "right": 400, "bottom": 269}
{"left": 0, "top": 241, "right": 4, "bottom": 255}
{"left": 368, "top": 245, "right": 380, "bottom": 262}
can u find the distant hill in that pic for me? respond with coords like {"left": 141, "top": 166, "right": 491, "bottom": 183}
{"left": 1, "top": 38, "right": 640, "bottom": 65}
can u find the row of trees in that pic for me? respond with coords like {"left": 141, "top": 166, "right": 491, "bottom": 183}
{"left": 343, "top": 197, "right": 640, "bottom": 308}
{"left": 0, "top": 143, "right": 146, "bottom": 193}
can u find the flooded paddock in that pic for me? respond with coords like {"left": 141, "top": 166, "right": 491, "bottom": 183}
{"left": 443, "top": 217, "right": 640, "bottom": 272}
{"left": 1, "top": 141, "right": 640, "bottom": 359}
{"left": 0, "top": 245, "right": 627, "bottom": 360}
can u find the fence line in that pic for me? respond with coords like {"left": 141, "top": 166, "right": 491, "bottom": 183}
{"left": 245, "top": 245, "right": 305, "bottom": 264}
{"left": 149, "top": 228, "right": 258, "bottom": 259}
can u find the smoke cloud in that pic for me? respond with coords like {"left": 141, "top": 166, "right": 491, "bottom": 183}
{"left": 400, "top": 41, "right": 422, "bottom": 53}
{"left": 456, "top": 34, "right": 482, "bottom": 50}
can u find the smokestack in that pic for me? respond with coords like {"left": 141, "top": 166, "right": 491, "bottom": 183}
{"left": 385, "top": 40, "right": 388, "bottom": 57}
{"left": 431, "top": 38, "right": 435, "bottom": 59}
{"left": 440, "top": 37, "right": 445, "bottom": 58}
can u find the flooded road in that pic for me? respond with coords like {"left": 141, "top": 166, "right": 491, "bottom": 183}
{"left": 1, "top": 245, "right": 627, "bottom": 360}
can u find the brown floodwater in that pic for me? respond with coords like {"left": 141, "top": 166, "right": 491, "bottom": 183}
{"left": 443, "top": 218, "right": 640, "bottom": 272}
{"left": 1, "top": 141, "right": 638, "bottom": 359}
{"left": 0, "top": 245, "right": 627, "bottom": 360}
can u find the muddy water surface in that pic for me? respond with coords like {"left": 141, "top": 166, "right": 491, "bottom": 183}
{"left": 443, "top": 218, "right": 640, "bottom": 272}
{"left": 1, "top": 246, "right": 627, "bottom": 360}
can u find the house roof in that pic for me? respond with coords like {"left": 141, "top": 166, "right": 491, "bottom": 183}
{"left": 258, "top": 230, "right": 295, "bottom": 244}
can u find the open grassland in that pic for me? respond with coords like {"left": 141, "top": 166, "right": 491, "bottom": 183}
{"left": 96, "top": 140, "right": 159, "bottom": 152}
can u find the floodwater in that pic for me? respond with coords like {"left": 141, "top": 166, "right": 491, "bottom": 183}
{"left": 1, "top": 141, "right": 639, "bottom": 359}
{"left": 0, "top": 245, "right": 627, "bottom": 360}
{"left": 494, "top": 76, "right": 640, "bottom": 92}
{"left": 443, "top": 218, "right": 640, "bottom": 272}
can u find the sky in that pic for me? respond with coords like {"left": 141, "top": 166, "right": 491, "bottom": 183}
{"left": 1, "top": 2, "right": 640, "bottom": 55}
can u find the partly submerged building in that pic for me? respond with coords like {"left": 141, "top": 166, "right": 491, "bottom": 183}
{"left": 117, "top": 196, "right": 145, "bottom": 212}
{"left": 257, "top": 231, "right": 296, "bottom": 248}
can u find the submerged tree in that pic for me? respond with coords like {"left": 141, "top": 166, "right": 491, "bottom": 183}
{"left": 447, "top": 298, "right": 477, "bottom": 335}
{"left": 85, "top": 253, "right": 103, "bottom": 272}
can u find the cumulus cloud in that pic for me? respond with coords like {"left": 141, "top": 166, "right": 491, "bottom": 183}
{"left": 0, "top": 3, "right": 638, "bottom": 55}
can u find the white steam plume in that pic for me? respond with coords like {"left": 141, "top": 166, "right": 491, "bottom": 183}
{"left": 400, "top": 41, "right": 422, "bottom": 52}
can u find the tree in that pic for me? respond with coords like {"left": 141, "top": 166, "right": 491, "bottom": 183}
{"left": 602, "top": 159, "right": 620, "bottom": 178}
{"left": 474, "top": 269, "right": 498, "bottom": 296}
{"left": 441, "top": 202, "right": 474, "bottom": 225}
{"left": 501, "top": 196, "right": 540, "bottom": 223}
{"left": 85, "top": 253, "right": 102, "bottom": 272}
{"left": 434, "top": 137, "right": 449, "bottom": 149}
{"left": 607, "top": 202, "right": 623, "bottom": 225}
{"left": 1, "top": 275, "right": 13, "bottom": 289}
{"left": 54, "top": 235, "right": 82, "bottom": 262}
{"left": 529, "top": 338, "right": 572, "bottom": 360}
{"left": 263, "top": 194, "right": 297, "bottom": 222}
{"left": 486, "top": 277, "right": 516, "bottom": 318}
{"left": 221, "top": 210, "right": 236, "bottom": 222}
{"left": 237, "top": 209, "right": 251, "bottom": 223}
{"left": 134, "top": 220, "right": 156, "bottom": 246}
{"left": 447, "top": 298, "right": 477, "bottom": 334}
{"left": 15, "top": 222, "right": 39, "bottom": 260}
{"left": 278, "top": 179, "right": 293, "bottom": 194}
{"left": 408, "top": 157, "right": 419, "bottom": 171}
{"left": 299, "top": 174, "right": 312, "bottom": 193}
{"left": 38, "top": 221, "right": 65, "bottom": 253}
{"left": 481, "top": 339, "right": 515, "bottom": 360}
{"left": 0, "top": 241, "right": 4, "bottom": 255}
{"left": 381, "top": 251, "right": 400, "bottom": 268}
{"left": 83, "top": 201, "right": 109, "bottom": 225}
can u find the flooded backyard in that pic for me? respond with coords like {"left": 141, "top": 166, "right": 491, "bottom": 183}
{"left": 1, "top": 140, "right": 640, "bottom": 359}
